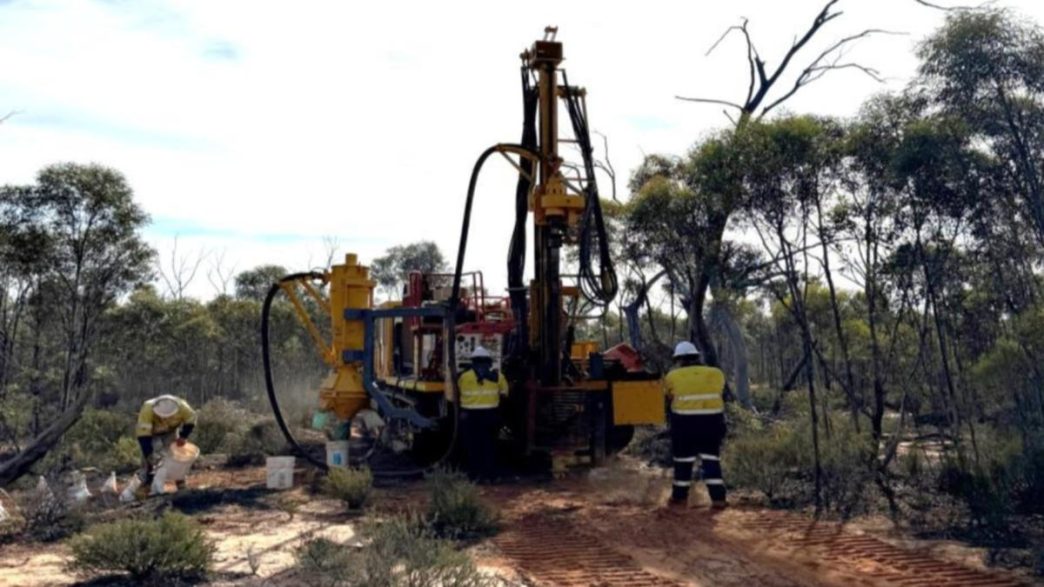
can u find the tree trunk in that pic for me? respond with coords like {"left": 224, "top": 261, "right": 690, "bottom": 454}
{"left": 710, "top": 302, "right": 753, "bottom": 409}
{"left": 0, "top": 389, "right": 91, "bottom": 487}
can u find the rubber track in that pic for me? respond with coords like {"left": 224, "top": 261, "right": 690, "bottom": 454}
{"left": 496, "top": 512, "right": 684, "bottom": 586}
{"left": 733, "top": 510, "right": 1027, "bottom": 587}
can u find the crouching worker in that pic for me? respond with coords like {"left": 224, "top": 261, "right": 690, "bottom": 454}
{"left": 136, "top": 394, "right": 197, "bottom": 491}
{"left": 456, "top": 346, "right": 508, "bottom": 482}
{"left": 664, "top": 342, "right": 727, "bottom": 508}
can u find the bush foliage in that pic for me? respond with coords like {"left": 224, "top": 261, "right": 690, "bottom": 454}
{"left": 321, "top": 467, "right": 373, "bottom": 511}
{"left": 295, "top": 514, "right": 497, "bottom": 587}
{"left": 68, "top": 511, "right": 213, "bottom": 582}
{"left": 426, "top": 468, "right": 498, "bottom": 540}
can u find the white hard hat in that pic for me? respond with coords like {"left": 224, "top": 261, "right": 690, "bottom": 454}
{"left": 152, "top": 396, "right": 179, "bottom": 418}
{"left": 673, "top": 341, "right": 700, "bottom": 358}
{"left": 470, "top": 346, "right": 493, "bottom": 360}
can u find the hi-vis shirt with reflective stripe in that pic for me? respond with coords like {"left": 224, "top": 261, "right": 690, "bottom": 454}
{"left": 457, "top": 370, "right": 509, "bottom": 410}
{"left": 664, "top": 365, "right": 725, "bottom": 415}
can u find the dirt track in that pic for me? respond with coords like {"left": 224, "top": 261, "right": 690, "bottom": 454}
{"left": 477, "top": 466, "right": 1033, "bottom": 587}
{"left": 0, "top": 463, "right": 1036, "bottom": 586}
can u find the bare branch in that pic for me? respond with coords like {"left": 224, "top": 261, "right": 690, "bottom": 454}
{"left": 759, "top": 28, "right": 904, "bottom": 117}
{"left": 674, "top": 96, "right": 746, "bottom": 110}
{"left": 322, "top": 235, "right": 340, "bottom": 270}
{"left": 593, "top": 130, "right": 619, "bottom": 203}
{"left": 913, "top": 0, "right": 984, "bottom": 10}
{"left": 206, "top": 249, "right": 237, "bottom": 297}
{"left": 156, "top": 235, "right": 208, "bottom": 300}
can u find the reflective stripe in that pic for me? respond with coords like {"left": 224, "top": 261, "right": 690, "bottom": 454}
{"left": 704, "top": 479, "right": 725, "bottom": 485}
{"left": 673, "top": 456, "right": 697, "bottom": 463}
{"left": 675, "top": 393, "right": 722, "bottom": 402}
{"left": 462, "top": 405, "right": 497, "bottom": 410}
{"left": 672, "top": 480, "right": 692, "bottom": 487}
{"left": 673, "top": 408, "right": 724, "bottom": 415}
{"left": 699, "top": 454, "right": 719, "bottom": 461}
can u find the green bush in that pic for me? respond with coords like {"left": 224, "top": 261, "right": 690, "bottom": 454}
{"left": 321, "top": 467, "right": 373, "bottom": 510}
{"left": 723, "top": 424, "right": 797, "bottom": 503}
{"left": 723, "top": 414, "right": 875, "bottom": 515}
{"left": 20, "top": 490, "right": 85, "bottom": 543}
{"left": 295, "top": 537, "right": 356, "bottom": 586}
{"left": 426, "top": 468, "right": 498, "bottom": 540}
{"left": 295, "top": 515, "right": 497, "bottom": 587}
{"left": 40, "top": 408, "right": 137, "bottom": 473}
{"left": 225, "top": 419, "right": 288, "bottom": 466}
{"left": 193, "top": 398, "right": 246, "bottom": 453}
{"left": 68, "top": 511, "right": 212, "bottom": 582}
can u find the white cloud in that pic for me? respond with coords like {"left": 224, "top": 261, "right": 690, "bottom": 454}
{"left": 3, "top": 0, "right": 1043, "bottom": 299}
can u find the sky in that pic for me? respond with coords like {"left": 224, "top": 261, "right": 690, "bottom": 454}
{"left": 3, "top": 0, "right": 1044, "bottom": 300}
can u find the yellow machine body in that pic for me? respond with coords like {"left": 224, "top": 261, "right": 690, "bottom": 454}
{"left": 611, "top": 380, "right": 666, "bottom": 426}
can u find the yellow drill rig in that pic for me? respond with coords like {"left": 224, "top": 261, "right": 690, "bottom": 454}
{"left": 262, "top": 28, "right": 665, "bottom": 473}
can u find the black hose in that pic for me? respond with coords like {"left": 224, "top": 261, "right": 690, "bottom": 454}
{"left": 561, "top": 72, "right": 618, "bottom": 307}
{"left": 263, "top": 274, "right": 457, "bottom": 478}
{"left": 262, "top": 273, "right": 329, "bottom": 470}
{"left": 507, "top": 66, "right": 538, "bottom": 362}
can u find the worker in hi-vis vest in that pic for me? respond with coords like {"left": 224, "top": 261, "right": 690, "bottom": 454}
{"left": 455, "top": 346, "right": 508, "bottom": 481}
{"left": 663, "top": 341, "right": 727, "bottom": 508}
{"left": 136, "top": 394, "right": 197, "bottom": 490}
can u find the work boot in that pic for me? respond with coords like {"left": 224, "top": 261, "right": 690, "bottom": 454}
{"left": 667, "top": 497, "right": 687, "bottom": 509}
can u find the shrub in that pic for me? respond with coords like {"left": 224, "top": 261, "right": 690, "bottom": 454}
{"left": 321, "top": 467, "right": 373, "bottom": 510}
{"left": 295, "top": 537, "right": 356, "bottom": 586}
{"left": 426, "top": 468, "right": 498, "bottom": 540}
{"left": 295, "top": 515, "right": 497, "bottom": 587}
{"left": 723, "top": 423, "right": 796, "bottom": 503}
{"left": 68, "top": 511, "right": 213, "bottom": 582}
{"left": 193, "top": 398, "right": 246, "bottom": 453}
{"left": 20, "top": 490, "right": 85, "bottom": 543}
{"left": 40, "top": 408, "right": 136, "bottom": 473}
{"left": 225, "top": 419, "right": 288, "bottom": 466}
{"left": 724, "top": 414, "right": 875, "bottom": 515}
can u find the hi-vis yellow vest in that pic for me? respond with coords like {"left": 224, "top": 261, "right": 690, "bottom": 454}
{"left": 664, "top": 365, "right": 725, "bottom": 415}
{"left": 457, "top": 370, "right": 509, "bottom": 410}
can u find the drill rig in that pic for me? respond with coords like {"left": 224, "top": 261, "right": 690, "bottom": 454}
{"left": 263, "top": 28, "right": 665, "bottom": 472}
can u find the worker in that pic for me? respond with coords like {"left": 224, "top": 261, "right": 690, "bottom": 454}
{"left": 456, "top": 346, "right": 509, "bottom": 482}
{"left": 663, "top": 341, "right": 727, "bottom": 508}
{"left": 135, "top": 394, "right": 197, "bottom": 491}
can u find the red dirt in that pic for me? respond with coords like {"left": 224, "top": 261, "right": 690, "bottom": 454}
{"left": 477, "top": 467, "right": 1034, "bottom": 587}
{"left": 1, "top": 463, "right": 1037, "bottom": 586}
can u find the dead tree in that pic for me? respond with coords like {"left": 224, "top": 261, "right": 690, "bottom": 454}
{"left": 206, "top": 249, "right": 237, "bottom": 297}
{"left": 663, "top": 0, "right": 897, "bottom": 400}
{"left": 157, "top": 235, "right": 207, "bottom": 300}
{"left": 678, "top": 0, "right": 900, "bottom": 125}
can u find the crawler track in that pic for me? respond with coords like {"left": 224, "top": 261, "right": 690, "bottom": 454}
{"left": 495, "top": 512, "right": 684, "bottom": 586}
{"left": 729, "top": 510, "right": 1027, "bottom": 586}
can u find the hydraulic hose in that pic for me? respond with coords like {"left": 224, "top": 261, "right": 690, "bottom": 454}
{"left": 507, "top": 66, "right": 538, "bottom": 362}
{"left": 561, "top": 72, "right": 618, "bottom": 307}
{"left": 262, "top": 273, "right": 329, "bottom": 470}
{"left": 263, "top": 274, "right": 459, "bottom": 478}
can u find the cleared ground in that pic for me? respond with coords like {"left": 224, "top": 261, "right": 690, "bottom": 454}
{"left": 0, "top": 460, "right": 1036, "bottom": 586}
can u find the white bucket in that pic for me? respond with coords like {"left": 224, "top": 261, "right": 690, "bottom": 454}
{"left": 266, "top": 456, "right": 295, "bottom": 490}
{"left": 151, "top": 441, "right": 200, "bottom": 494}
{"left": 326, "top": 440, "right": 349, "bottom": 468}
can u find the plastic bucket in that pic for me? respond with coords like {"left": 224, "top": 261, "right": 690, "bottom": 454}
{"left": 155, "top": 441, "right": 200, "bottom": 485}
{"left": 326, "top": 440, "right": 349, "bottom": 468}
{"left": 266, "top": 456, "right": 295, "bottom": 490}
